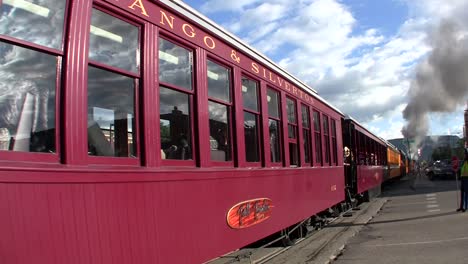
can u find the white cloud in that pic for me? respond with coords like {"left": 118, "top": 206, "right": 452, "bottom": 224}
{"left": 200, "top": 0, "right": 262, "bottom": 13}
{"left": 188, "top": 0, "right": 468, "bottom": 140}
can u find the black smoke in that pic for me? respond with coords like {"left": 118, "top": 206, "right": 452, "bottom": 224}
{"left": 402, "top": 20, "right": 468, "bottom": 145}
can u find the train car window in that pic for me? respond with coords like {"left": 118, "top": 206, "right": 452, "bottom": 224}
{"left": 87, "top": 10, "right": 140, "bottom": 158}
{"left": 313, "top": 111, "right": 322, "bottom": 166}
{"left": 358, "top": 133, "right": 365, "bottom": 165}
{"left": 0, "top": 43, "right": 57, "bottom": 153}
{"left": 208, "top": 101, "right": 231, "bottom": 162}
{"left": 242, "top": 77, "right": 260, "bottom": 163}
{"left": 244, "top": 112, "right": 260, "bottom": 162}
{"left": 0, "top": 0, "right": 66, "bottom": 50}
{"left": 207, "top": 60, "right": 230, "bottom": 102}
{"left": 301, "top": 104, "right": 312, "bottom": 165}
{"left": 159, "top": 87, "right": 192, "bottom": 160}
{"left": 286, "top": 97, "right": 298, "bottom": 167}
{"left": 87, "top": 67, "right": 136, "bottom": 157}
{"left": 322, "top": 115, "right": 330, "bottom": 165}
{"left": 89, "top": 9, "right": 139, "bottom": 73}
{"left": 331, "top": 119, "right": 338, "bottom": 165}
{"left": 267, "top": 88, "right": 281, "bottom": 164}
{"left": 207, "top": 59, "right": 232, "bottom": 162}
{"left": 373, "top": 141, "right": 376, "bottom": 165}
{"left": 159, "top": 38, "right": 193, "bottom": 91}
{"left": 0, "top": 0, "right": 68, "bottom": 156}
{"left": 242, "top": 77, "right": 259, "bottom": 112}
{"left": 267, "top": 89, "right": 280, "bottom": 118}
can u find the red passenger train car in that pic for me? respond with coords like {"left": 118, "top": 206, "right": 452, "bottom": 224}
{"left": 342, "top": 117, "right": 387, "bottom": 200}
{"left": 0, "top": 0, "right": 349, "bottom": 263}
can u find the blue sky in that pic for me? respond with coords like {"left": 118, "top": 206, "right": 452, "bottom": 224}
{"left": 183, "top": 0, "right": 468, "bottom": 141}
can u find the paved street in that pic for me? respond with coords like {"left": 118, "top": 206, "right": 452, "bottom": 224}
{"left": 212, "top": 174, "right": 468, "bottom": 264}
{"left": 333, "top": 174, "right": 468, "bottom": 264}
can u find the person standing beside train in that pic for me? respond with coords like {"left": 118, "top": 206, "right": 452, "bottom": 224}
{"left": 457, "top": 149, "right": 468, "bottom": 212}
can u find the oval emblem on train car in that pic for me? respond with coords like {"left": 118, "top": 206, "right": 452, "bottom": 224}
{"left": 227, "top": 198, "right": 273, "bottom": 229}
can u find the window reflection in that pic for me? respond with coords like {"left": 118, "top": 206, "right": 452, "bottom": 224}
{"left": 313, "top": 111, "right": 322, "bottom": 165}
{"left": 302, "top": 105, "right": 311, "bottom": 164}
{"left": 244, "top": 112, "right": 259, "bottom": 162}
{"left": 209, "top": 101, "right": 231, "bottom": 161}
{"left": 207, "top": 60, "right": 230, "bottom": 102}
{"left": 323, "top": 116, "right": 330, "bottom": 164}
{"left": 331, "top": 120, "right": 337, "bottom": 165}
{"left": 242, "top": 77, "right": 258, "bottom": 111}
{"left": 159, "top": 38, "right": 192, "bottom": 90}
{"left": 303, "top": 130, "right": 311, "bottom": 163}
{"left": 289, "top": 142, "right": 298, "bottom": 167}
{"left": 286, "top": 97, "right": 298, "bottom": 167}
{"left": 87, "top": 67, "right": 136, "bottom": 157}
{"left": 0, "top": 0, "right": 66, "bottom": 50}
{"left": 89, "top": 9, "right": 139, "bottom": 73}
{"left": 269, "top": 119, "right": 281, "bottom": 163}
{"left": 267, "top": 89, "right": 279, "bottom": 118}
{"left": 160, "top": 87, "right": 192, "bottom": 160}
{"left": 0, "top": 42, "right": 56, "bottom": 152}
{"left": 242, "top": 77, "right": 260, "bottom": 163}
{"left": 302, "top": 105, "right": 310, "bottom": 128}
{"left": 286, "top": 98, "right": 296, "bottom": 123}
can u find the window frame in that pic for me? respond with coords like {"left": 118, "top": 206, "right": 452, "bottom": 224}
{"left": 301, "top": 104, "right": 313, "bottom": 166}
{"left": 266, "top": 87, "right": 283, "bottom": 166}
{"left": 241, "top": 74, "right": 262, "bottom": 166}
{"left": 312, "top": 109, "right": 322, "bottom": 167}
{"left": 0, "top": 0, "right": 72, "bottom": 163}
{"left": 158, "top": 34, "right": 197, "bottom": 167}
{"left": 206, "top": 56, "right": 234, "bottom": 166}
{"left": 286, "top": 96, "right": 299, "bottom": 167}
{"left": 331, "top": 118, "right": 338, "bottom": 166}
{"left": 322, "top": 114, "right": 331, "bottom": 166}
{"left": 86, "top": 7, "right": 143, "bottom": 166}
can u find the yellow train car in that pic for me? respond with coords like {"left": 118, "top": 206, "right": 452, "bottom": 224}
{"left": 386, "top": 143, "right": 402, "bottom": 181}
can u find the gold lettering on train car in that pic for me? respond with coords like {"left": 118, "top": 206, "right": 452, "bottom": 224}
{"left": 160, "top": 11, "right": 174, "bottom": 29}
{"left": 182, "top": 23, "right": 196, "bottom": 38}
{"left": 230, "top": 50, "right": 240, "bottom": 63}
{"left": 268, "top": 72, "right": 276, "bottom": 83}
{"left": 299, "top": 90, "right": 304, "bottom": 99}
{"left": 292, "top": 86, "right": 298, "bottom": 95}
{"left": 203, "top": 36, "right": 216, "bottom": 49}
{"left": 251, "top": 62, "right": 259, "bottom": 74}
{"left": 276, "top": 77, "right": 284, "bottom": 87}
{"left": 285, "top": 82, "right": 291, "bottom": 91}
{"left": 128, "top": 0, "right": 149, "bottom": 17}
{"left": 262, "top": 68, "right": 267, "bottom": 78}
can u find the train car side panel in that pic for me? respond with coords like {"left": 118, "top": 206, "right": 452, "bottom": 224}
{"left": 0, "top": 167, "right": 344, "bottom": 264}
{"left": 356, "top": 165, "right": 384, "bottom": 194}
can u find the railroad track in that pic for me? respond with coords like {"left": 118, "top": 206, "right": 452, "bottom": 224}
{"left": 208, "top": 205, "right": 361, "bottom": 264}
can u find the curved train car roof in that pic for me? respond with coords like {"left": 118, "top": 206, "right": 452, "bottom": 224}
{"left": 160, "top": 0, "right": 344, "bottom": 116}
{"left": 344, "top": 115, "right": 386, "bottom": 146}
